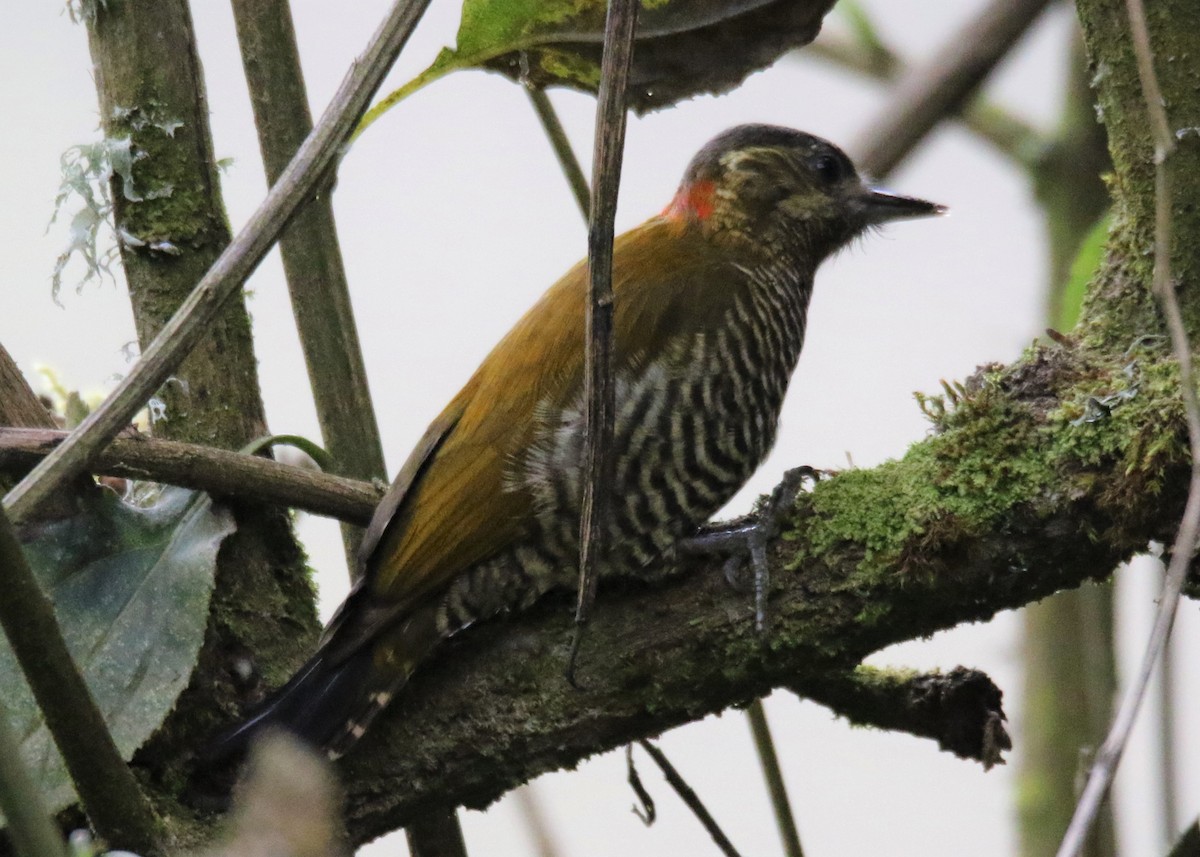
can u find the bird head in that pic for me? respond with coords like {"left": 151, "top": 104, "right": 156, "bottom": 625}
{"left": 663, "top": 124, "right": 945, "bottom": 264}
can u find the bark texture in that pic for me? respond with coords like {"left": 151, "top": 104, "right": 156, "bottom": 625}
{"left": 81, "top": 3, "right": 319, "bottom": 846}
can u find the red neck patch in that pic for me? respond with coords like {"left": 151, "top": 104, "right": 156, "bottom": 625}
{"left": 663, "top": 179, "right": 716, "bottom": 222}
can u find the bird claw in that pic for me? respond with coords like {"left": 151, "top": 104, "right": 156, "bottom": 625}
{"left": 678, "top": 467, "right": 816, "bottom": 632}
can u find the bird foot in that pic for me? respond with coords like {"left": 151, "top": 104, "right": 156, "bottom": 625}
{"left": 676, "top": 467, "right": 816, "bottom": 632}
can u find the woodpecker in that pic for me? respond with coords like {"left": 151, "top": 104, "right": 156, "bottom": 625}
{"left": 211, "top": 124, "right": 943, "bottom": 760}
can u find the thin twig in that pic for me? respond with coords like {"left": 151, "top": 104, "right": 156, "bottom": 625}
{"left": 0, "top": 698, "right": 69, "bottom": 857}
{"left": 3, "top": 0, "right": 433, "bottom": 525}
{"left": 637, "top": 740, "right": 744, "bottom": 857}
{"left": 0, "top": 427, "right": 381, "bottom": 524}
{"left": 1157, "top": 574, "right": 1180, "bottom": 841}
{"left": 1055, "top": 4, "right": 1190, "bottom": 855}
{"left": 0, "top": 507, "right": 159, "bottom": 854}
{"left": 747, "top": 700, "right": 805, "bottom": 857}
{"left": 231, "top": 0, "right": 389, "bottom": 578}
{"left": 513, "top": 786, "right": 565, "bottom": 857}
{"left": 526, "top": 88, "right": 591, "bottom": 220}
{"left": 850, "top": 0, "right": 1054, "bottom": 177}
{"left": 567, "top": 0, "right": 640, "bottom": 683}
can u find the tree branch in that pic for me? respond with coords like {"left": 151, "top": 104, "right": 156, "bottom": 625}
{"left": 331, "top": 332, "right": 1195, "bottom": 844}
{"left": 0, "top": 428, "right": 380, "bottom": 524}
{"left": 799, "top": 666, "right": 1009, "bottom": 769}
{"left": 1057, "top": 1, "right": 1195, "bottom": 851}
{"left": 851, "top": 0, "right": 1056, "bottom": 176}
{"left": 806, "top": 37, "right": 1044, "bottom": 170}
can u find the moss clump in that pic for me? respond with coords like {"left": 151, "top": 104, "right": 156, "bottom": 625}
{"left": 787, "top": 338, "right": 1187, "bottom": 586}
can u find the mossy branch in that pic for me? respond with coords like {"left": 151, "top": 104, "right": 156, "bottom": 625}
{"left": 323, "top": 332, "right": 1195, "bottom": 845}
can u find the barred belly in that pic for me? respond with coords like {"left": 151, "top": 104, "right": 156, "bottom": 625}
{"left": 437, "top": 268, "right": 811, "bottom": 634}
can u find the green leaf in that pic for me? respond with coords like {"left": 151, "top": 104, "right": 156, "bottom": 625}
{"left": 1057, "top": 213, "right": 1110, "bottom": 331}
{"left": 0, "top": 488, "right": 234, "bottom": 819}
{"left": 358, "top": 0, "right": 837, "bottom": 134}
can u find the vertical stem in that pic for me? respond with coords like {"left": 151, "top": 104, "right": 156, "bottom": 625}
{"left": 79, "top": 0, "right": 326, "bottom": 781}
{"left": 513, "top": 786, "right": 564, "bottom": 857}
{"left": 230, "top": 0, "right": 388, "bottom": 577}
{"left": 0, "top": 698, "right": 70, "bottom": 857}
{"left": 568, "top": 0, "right": 640, "bottom": 682}
{"left": 0, "top": 508, "right": 159, "bottom": 855}
{"left": 405, "top": 810, "right": 470, "bottom": 857}
{"left": 746, "top": 700, "right": 805, "bottom": 857}
{"left": 1157, "top": 566, "right": 1179, "bottom": 843}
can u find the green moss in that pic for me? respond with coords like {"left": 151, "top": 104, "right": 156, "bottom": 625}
{"left": 854, "top": 601, "right": 892, "bottom": 626}
{"left": 788, "top": 339, "right": 1185, "bottom": 584}
{"left": 533, "top": 48, "right": 602, "bottom": 89}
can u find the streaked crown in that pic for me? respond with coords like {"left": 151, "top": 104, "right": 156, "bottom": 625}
{"left": 665, "top": 124, "right": 944, "bottom": 263}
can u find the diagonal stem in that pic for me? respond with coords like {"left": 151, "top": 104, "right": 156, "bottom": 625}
{"left": 747, "top": 700, "right": 805, "bottom": 857}
{"left": 637, "top": 740, "right": 744, "bottom": 857}
{"left": 526, "top": 88, "right": 592, "bottom": 220}
{"left": 851, "top": 0, "right": 1055, "bottom": 177}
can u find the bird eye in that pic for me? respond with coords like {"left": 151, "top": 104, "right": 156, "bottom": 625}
{"left": 812, "top": 154, "right": 842, "bottom": 184}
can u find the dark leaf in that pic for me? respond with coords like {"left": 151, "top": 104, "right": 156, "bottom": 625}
{"left": 0, "top": 487, "right": 233, "bottom": 817}
{"left": 359, "top": 0, "right": 837, "bottom": 133}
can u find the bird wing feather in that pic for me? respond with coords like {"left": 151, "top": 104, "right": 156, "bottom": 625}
{"left": 361, "top": 217, "right": 743, "bottom": 614}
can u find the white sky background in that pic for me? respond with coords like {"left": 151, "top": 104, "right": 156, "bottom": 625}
{"left": 2, "top": 1, "right": 1198, "bottom": 855}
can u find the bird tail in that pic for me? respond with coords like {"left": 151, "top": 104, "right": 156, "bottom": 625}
{"left": 204, "top": 601, "right": 444, "bottom": 764}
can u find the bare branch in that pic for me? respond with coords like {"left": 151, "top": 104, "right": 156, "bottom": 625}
{"left": 805, "top": 38, "right": 1043, "bottom": 169}
{"left": 851, "top": 0, "right": 1055, "bottom": 177}
{"left": 0, "top": 428, "right": 380, "bottom": 524}
{"left": 526, "top": 88, "right": 591, "bottom": 221}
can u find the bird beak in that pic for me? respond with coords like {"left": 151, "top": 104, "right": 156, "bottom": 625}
{"left": 859, "top": 186, "right": 947, "bottom": 224}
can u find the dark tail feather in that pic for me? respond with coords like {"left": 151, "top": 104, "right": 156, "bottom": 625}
{"left": 204, "top": 646, "right": 379, "bottom": 766}
{"left": 203, "top": 602, "right": 446, "bottom": 766}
